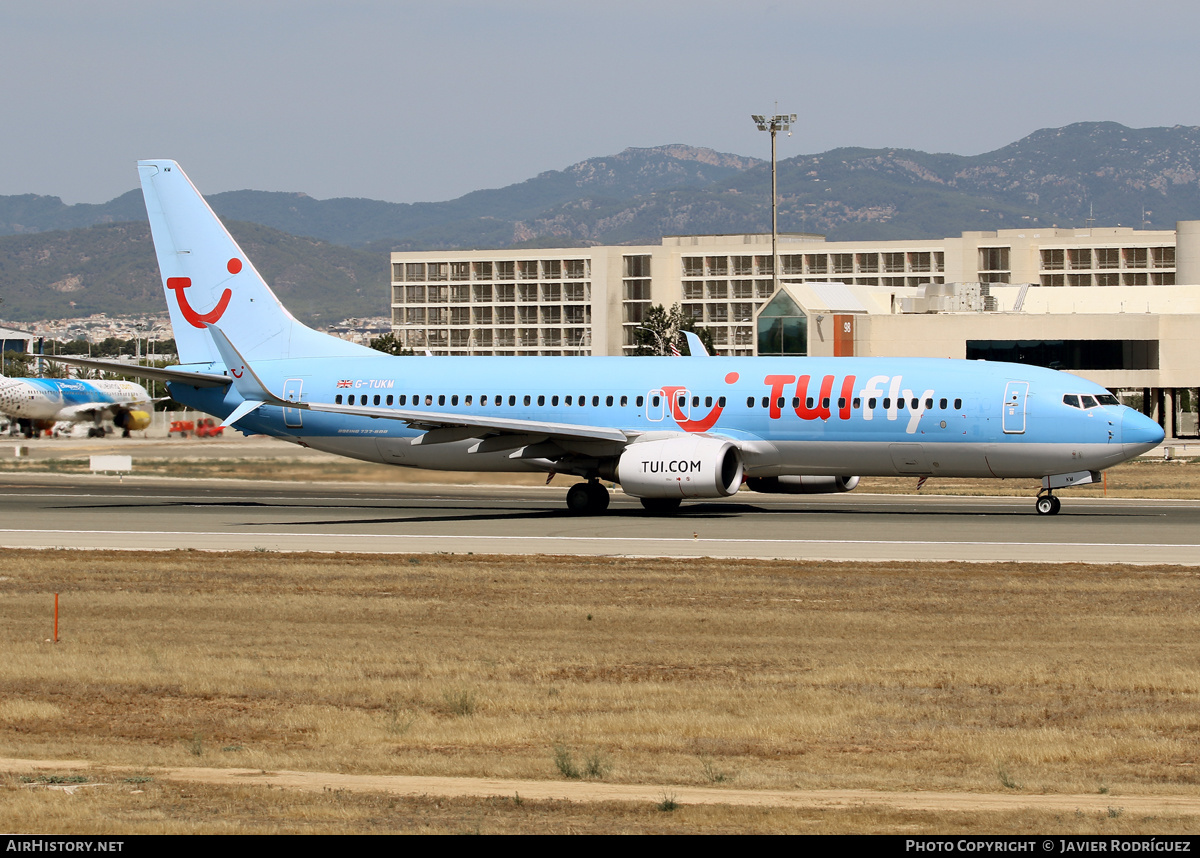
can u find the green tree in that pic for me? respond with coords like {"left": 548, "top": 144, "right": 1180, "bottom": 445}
{"left": 369, "top": 332, "right": 414, "bottom": 356}
{"left": 630, "top": 303, "right": 715, "bottom": 356}
{"left": 2, "top": 350, "right": 34, "bottom": 377}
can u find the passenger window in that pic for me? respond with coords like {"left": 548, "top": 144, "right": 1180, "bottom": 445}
{"left": 606, "top": 395, "right": 613, "bottom": 407}
{"left": 924, "top": 398, "right": 933, "bottom": 410}
{"left": 335, "top": 394, "right": 343, "bottom": 404}
{"left": 438, "top": 394, "right": 445, "bottom": 406}
{"left": 910, "top": 398, "right": 918, "bottom": 409}
{"left": 761, "top": 397, "right": 769, "bottom": 408}
{"left": 806, "top": 397, "right": 813, "bottom": 408}
{"left": 747, "top": 397, "right": 755, "bottom": 408}
{"left": 464, "top": 395, "right": 472, "bottom": 406}
{"left": 620, "top": 395, "right": 628, "bottom": 407}
{"left": 822, "top": 398, "right": 830, "bottom": 409}
{"left": 791, "top": 397, "right": 800, "bottom": 408}
{"left": 776, "top": 397, "right": 784, "bottom": 409}
{"left": 692, "top": 396, "right": 699, "bottom": 408}
{"left": 678, "top": 396, "right": 686, "bottom": 408}
{"left": 897, "top": 399, "right": 905, "bottom": 410}
{"left": 374, "top": 395, "right": 381, "bottom": 406}
{"left": 538, "top": 395, "right": 545, "bottom": 406}
{"left": 883, "top": 398, "right": 890, "bottom": 409}
{"left": 939, "top": 398, "right": 947, "bottom": 409}
{"left": 705, "top": 396, "right": 712, "bottom": 408}
{"left": 954, "top": 398, "right": 962, "bottom": 410}
{"left": 718, "top": 396, "right": 726, "bottom": 407}
{"left": 579, "top": 397, "right": 586, "bottom": 407}
{"left": 451, "top": 395, "right": 458, "bottom": 406}
{"left": 652, "top": 396, "right": 661, "bottom": 407}
{"left": 523, "top": 395, "right": 531, "bottom": 406}
{"left": 592, "top": 396, "right": 599, "bottom": 407}
{"left": 565, "top": 396, "right": 572, "bottom": 405}
{"left": 508, "top": 395, "right": 516, "bottom": 406}
{"left": 552, "top": 396, "right": 560, "bottom": 406}
{"left": 869, "top": 397, "right": 877, "bottom": 409}
{"left": 348, "top": 395, "right": 356, "bottom": 405}
{"left": 636, "top": 396, "right": 644, "bottom": 407}
{"left": 387, "top": 395, "right": 394, "bottom": 406}
{"left": 399, "top": 395, "right": 407, "bottom": 405}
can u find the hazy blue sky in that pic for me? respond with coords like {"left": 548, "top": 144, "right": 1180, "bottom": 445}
{"left": 4, "top": 0, "right": 1199, "bottom": 204}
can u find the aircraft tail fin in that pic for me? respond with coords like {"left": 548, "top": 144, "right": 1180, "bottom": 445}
{"left": 137, "top": 160, "right": 375, "bottom": 366}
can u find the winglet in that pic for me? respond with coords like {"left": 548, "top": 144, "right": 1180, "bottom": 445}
{"left": 682, "top": 331, "right": 710, "bottom": 357}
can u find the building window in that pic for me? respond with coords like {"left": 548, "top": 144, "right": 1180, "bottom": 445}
{"left": 624, "top": 255, "right": 651, "bottom": 278}
{"left": 1151, "top": 247, "right": 1175, "bottom": 268}
{"left": 979, "top": 247, "right": 1010, "bottom": 272}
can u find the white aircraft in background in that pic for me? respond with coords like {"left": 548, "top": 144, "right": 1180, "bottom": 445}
{"left": 47, "top": 160, "right": 1165, "bottom": 515}
{"left": 0, "top": 374, "right": 153, "bottom": 438}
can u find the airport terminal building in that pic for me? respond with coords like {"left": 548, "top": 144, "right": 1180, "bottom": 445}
{"left": 390, "top": 223, "right": 1200, "bottom": 436}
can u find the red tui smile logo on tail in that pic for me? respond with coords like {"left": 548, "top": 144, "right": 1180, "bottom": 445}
{"left": 167, "top": 258, "right": 240, "bottom": 328}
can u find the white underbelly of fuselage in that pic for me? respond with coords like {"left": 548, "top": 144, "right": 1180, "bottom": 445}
{"left": 295, "top": 434, "right": 1123, "bottom": 480}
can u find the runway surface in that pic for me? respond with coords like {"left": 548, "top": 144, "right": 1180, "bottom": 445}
{"left": 1, "top": 474, "right": 1196, "bottom": 564}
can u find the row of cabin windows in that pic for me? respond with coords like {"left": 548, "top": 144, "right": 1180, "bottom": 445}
{"left": 748, "top": 396, "right": 964, "bottom": 411}
{"left": 332, "top": 391, "right": 961, "bottom": 412}
{"left": 334, "top": 392, "right": 711, "bottom": 408}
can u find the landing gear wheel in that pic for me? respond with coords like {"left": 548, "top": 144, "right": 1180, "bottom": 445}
{"left": 1035, "top": 495, "right": 1061, "bottom": 516}
{"left": 586, "top": 481, "right": 610, "bottom": 512}
{"left": 566, "top": 481, "right": 610, "bottom": 515}
{"left": 640, "top": 497, "right": 682, "bottom": 515}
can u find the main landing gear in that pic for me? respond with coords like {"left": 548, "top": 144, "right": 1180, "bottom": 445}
{"left": 566, "top": 480, "right": 610, "bottom": 515}
{"left": 1035, "top": 492, "right": 1062, "bottom": 516}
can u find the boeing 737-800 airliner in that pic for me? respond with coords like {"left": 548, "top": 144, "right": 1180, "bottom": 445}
{"left": 49, "top": 161, "right": 1165, "bottom": 515}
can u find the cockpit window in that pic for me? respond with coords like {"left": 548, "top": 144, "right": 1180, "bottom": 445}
{"left": 1080, "top": 395, "right": 1099, "bottom": 408}
{"left": 1096, "top": 394, "right": 1119, "bottom": 406}
{"left": 1063, "top": 394, "right": 1080, "bottom": 408}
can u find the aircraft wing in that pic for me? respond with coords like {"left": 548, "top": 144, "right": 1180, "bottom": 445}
{"left": 306, "top": 400, "right": 631, "bottom": 444}
{"left": 39, "top": 355, "right": 231, "bottom": 388}
{"left": 55, "top": 402, "right": 114, "bottom": 422}
{"left": 205, "top": 323, "right": 631, "bottom": 447}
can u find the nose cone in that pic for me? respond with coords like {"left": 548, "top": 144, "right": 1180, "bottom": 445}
{"left": 1121, "top": 409, "right": 1165, "bottom": 458}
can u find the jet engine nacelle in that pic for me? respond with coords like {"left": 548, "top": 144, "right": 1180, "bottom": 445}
{"left": 616, "top": 436, "right": 744, "bottom": 499}
{"left": 116, "top": 409, "right": 153, "bottom": 431}
{"left": 746, "top": 475, "right": 860, "bottom": 494}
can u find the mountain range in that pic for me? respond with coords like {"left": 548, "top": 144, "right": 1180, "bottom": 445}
{"left": 3, "top": 122, "right": 1200, "bottom": 323}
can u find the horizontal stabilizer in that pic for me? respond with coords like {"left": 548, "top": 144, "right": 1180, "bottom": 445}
{"left": 39, "top": 355, "right": 230, "bottom": 388}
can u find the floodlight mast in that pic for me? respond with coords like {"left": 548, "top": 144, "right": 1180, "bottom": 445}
{"left": 752, "top": 113, "right": 796, "bottom": 297}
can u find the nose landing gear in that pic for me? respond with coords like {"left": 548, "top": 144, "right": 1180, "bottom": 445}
{"left": 1035, "top": 469, "right": 1101, "bottom": 515}
{"left": 1035, "top": 492, "right": 1061, "bottom": 516}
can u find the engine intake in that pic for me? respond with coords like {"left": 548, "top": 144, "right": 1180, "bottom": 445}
{"left": 617, "top": 436, "right": 743, "bottom": 499}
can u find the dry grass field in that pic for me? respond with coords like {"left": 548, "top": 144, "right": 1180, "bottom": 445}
{"left": 3, "top": 549, "right": 1200, "bottom": 833}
